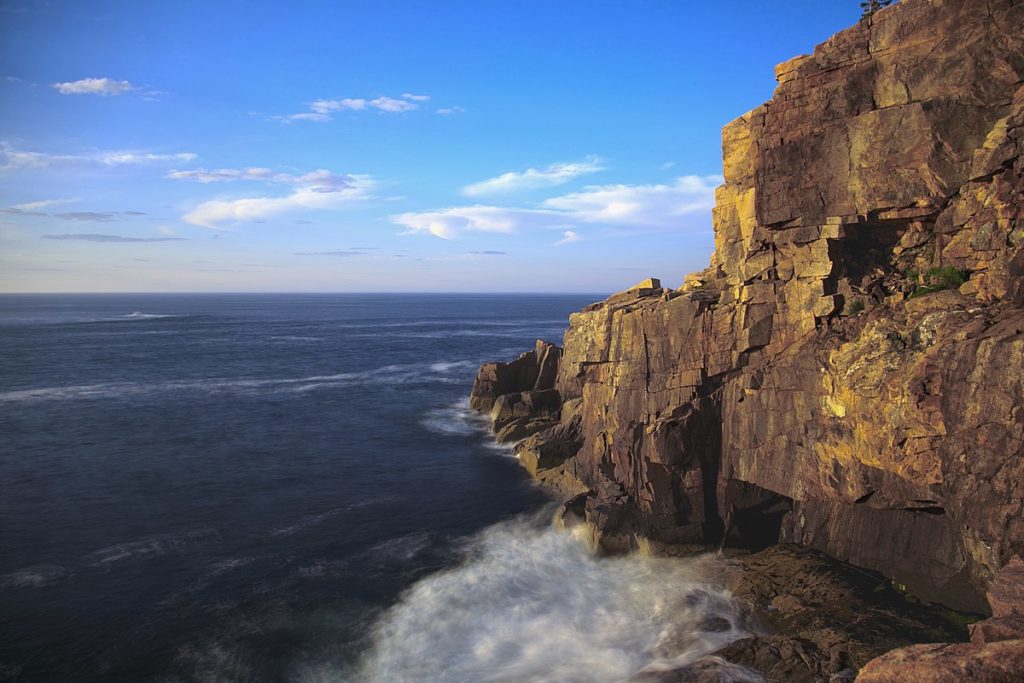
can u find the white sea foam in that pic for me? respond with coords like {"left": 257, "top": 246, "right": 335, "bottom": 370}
{"left": 352, "top": 327, "right": 567, "bottom": 340}
{"left": 362, "top": 531, "right": 433, "bottom": 566}
{"left": 420, "top": 402, "right": 489, "bottom": 436}
{"left": 481, "top": 438, "right": 517, "bottom": 458}
{"left": 0, "top": 358, "right": 480, "bottom": 403}
{"left": 337, "top": 516, "right": 750, "bottom": 683}
{"left": 0, "top": 564, "right": 69, "bottom": 589}
{"left": 114, "top": 311, "right": 180, "bottom": 320}
{"left": 85, "top": 528, "right": 221, "bottom": 568}
{"left": 270, "top": 508, "right": 347, "bottom": 538}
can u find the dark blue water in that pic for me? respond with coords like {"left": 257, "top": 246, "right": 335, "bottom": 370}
{"left": 0, "top": 294, "right": 600, "bottom": 681}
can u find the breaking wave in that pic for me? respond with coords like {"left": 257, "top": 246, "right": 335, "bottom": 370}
{"left": 116, "top": 311, "right": 180, "bottom": 320}
{"left": 420, "top": 402, "right": 489, "bottom": 436}
{"left": 335, "top": 514, "right": 750, "bottom": 683}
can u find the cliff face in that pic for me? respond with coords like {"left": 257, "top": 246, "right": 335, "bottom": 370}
{"left": 472, "top": 0, "right": 1024, "bottom": 614}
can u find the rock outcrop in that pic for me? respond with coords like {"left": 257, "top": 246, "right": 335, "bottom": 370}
{"left": 470, "top": 0, "right": 1024, "bottom": 676}
{"left": 857, "top": 556, "right": 1024, "bottom": 682}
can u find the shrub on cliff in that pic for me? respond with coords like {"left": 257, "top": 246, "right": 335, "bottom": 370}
{"left": 861, "top": 0, "right": 895, "bottom": 17}
{"left": 909, "top": 266, "right": 967, "bottom": 298}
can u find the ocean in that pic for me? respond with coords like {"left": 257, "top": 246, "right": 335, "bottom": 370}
{"left": 0, "top": 294, "right": 745, "bottom": 682}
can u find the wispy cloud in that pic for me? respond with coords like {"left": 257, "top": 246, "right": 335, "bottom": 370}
{"left": 540, "top": 175, "right": 721, "bottom": 226}
{"left": 553, "top": 230, "right": 581, "bottom": 246}
{"left": 393, "top": 174, "right": 721, "bottom": 240}
{"left": 54, "top": 211, "right": 117, "bottom": 222}
{"left": 468, "top": 250, "right": 506, "bottom": 255}
{"left": 49, "top": 210, "right": 147, "bottom": 222}
{"left": 181, "top": 171, "right": 374, "bottom": 229}
{"left": 293, "top": 250, "right": 363, "bottom": 257}
{"left": 392, "top": 205, "right": 562, "bottom": 240}
{"left": 167, "top": 167, "right": 351, "bottom": 190}
{"left": 436, "top": 106, "right": 465, "bottom": 115}
{"left": 0, "top": 198, "right": 75, "bottom": 216}
{"left": 461, "top": 156, "right": 605, "bottom": 197}
{"left": 52, "top": 77, "right": 134, "bottom": 96}
{"left": 100, "top": 152, "right": 195, "bottom": 165}
{"left": 0, "top": 143, "right": 196, "bottom": 173}
{"left": 43, "top": 233, "right": 186, "bottom": 242}
{"left": 276, "top": 93, "right": 428, "bottom": 123}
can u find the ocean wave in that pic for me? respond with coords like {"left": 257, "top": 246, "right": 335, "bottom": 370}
{"left": 361, "top": 531, "right": 434, "bottom": 567}
{"left": 480, "top": 439, "right": 517, "bottom": 458}
{"left": 0, "top": 359, "right": 481, "bottom": 404}
{"left": 341, "top": 514, "right": 748, "bottom": 683}
{"left": 270, "top": 497, "right": 396, "bottom": 539}
{"left": 350, "top": 328, "right": 566, "bottom": 340}
{"left": 0, "top": 564, "right": 69, "bottom": 589}
{"left": 116, "top": 311, "right": 180, "bottom": 320}
{"left": 270, "top": 508, "right": 347, "bottom": 538}
{"left": 269, "top": 335, "right": 325, "bottom": 342}
{"left": 419, "top": 402, "right": 489, "bottom": 437}
{"left": 329, "top": 319, "right": 567, "bottom": 330}
{"left": 85, "top": 528, "right": 221, "bottom": 568}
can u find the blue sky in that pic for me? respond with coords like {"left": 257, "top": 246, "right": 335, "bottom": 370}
{"left": 1, "top": 0, "right": 860, "bottom": 293}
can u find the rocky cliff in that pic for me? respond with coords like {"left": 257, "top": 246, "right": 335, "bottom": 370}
{"left": 471, "top": 0, "right": 1024, "bottom": 623}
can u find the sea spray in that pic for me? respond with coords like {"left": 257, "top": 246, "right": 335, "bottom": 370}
{"left": 339, "top": 510, "right": 749, "bottom": 683}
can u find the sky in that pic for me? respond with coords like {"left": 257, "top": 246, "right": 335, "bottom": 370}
{"left": 0, "top": 0, "right": 863, "bottom": 293}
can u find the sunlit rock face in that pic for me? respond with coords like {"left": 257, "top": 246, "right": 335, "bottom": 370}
{"left": 472, "top": 0, "right": 1024, "bottom": 614}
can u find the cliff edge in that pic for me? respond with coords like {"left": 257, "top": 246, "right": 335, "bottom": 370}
{"left": 471, "top": 0, "right": 1023, "bottom": 620}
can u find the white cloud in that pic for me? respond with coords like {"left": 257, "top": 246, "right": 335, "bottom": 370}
{"left": 554, "top": 230, "right": 581, "bottom": 246}
{"left": 182, "top": 174, "right": 374, "bottom": 229}
{"left": 391, "top": 205, "right": 563, "bottom": 240}
{"left": 167, "top": 167, "right": 275, "bottom": 183}
{"left": 436, "top": 106, "right": 465, "bottom": 115}
{"left": 277, "top": 112, "right": 332, "bottom": 123}
{"left": 52, "top": 77, "right": 134, "bottom": 96}
{"left": 278, "top": 93, "right": 427, "bottom": 123}
{"left": 393, "top": 174, "right": 722, "bottom": 240}
{"left": 11, "top": 198, "right": 74, "bottom": 211}
{"left": 1, "top": 197, "right": 76, "bottom": 215}
{"left": 167, "top": 167, "right": 351, "bottom": 191}
{"left": 461, "top": 156, "right": 605, "bottom": 197}
{"left": 541, "top": 175, "right": 722, "bottom": 227}
{"left": 661, "top": 161, "right": 676, "bottom": 170}
{"left": 0, "top": 143, "right": 197, "bottom": 173}
{"left": 100, "top": 152, "right": 197, "bottom": 165}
